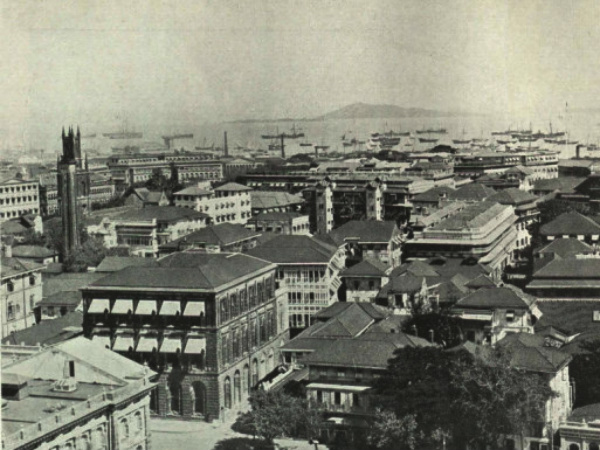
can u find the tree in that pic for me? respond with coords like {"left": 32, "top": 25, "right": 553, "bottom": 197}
{"left": 246, "top": 390, "right": 323, "bottom": 445}
{"left": 63, "top": 234, "right": 108, "bottom": 272}
{"left": 569, "top": 338, "right": 600, "bottom": 407}
{"left": 367, "top": 410, "right": 420, "bottom": 450}
{"left": 402, "top": 311, "right": 464, "bottom": 349}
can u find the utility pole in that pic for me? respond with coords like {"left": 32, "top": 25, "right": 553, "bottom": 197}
{"left": 280, "top": 134, "right": 285, "bottom": 159}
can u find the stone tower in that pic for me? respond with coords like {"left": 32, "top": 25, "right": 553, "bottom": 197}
{"left": 57, "top": 126, "right": 81, "bottom": 260}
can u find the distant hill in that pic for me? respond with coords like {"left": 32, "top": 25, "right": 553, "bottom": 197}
{"left": 317, "top": 102, "right": 474, "bottom": 120}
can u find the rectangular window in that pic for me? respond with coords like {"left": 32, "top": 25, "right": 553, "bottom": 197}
{"left": 334, "top": 392, "right": 341, "bottom": 405}
{"left": 7, "top": 304, "right": 14, "bottom": 320}
{"left": 30, "top": 295, "right": 35, "bottom": 310}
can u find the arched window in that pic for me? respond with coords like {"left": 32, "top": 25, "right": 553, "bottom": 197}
{"left": 120, "top": 418, "right": 129, "bottom": 439}
{"left": 134, "top": 411, "right": 143, "bottom": 433}
{"left": 94, "top": 426, "right": 107, "bottom": 450}
{"left": 220, "top": 298, "right": 228, "bottom": 323}
{"left": 224, "top": 377, "right": 232, "bottom": 409}
{"left": 243, "top": 364, "right": 249, "bottom": 393}
{"left": 234, "top": 371, "right": 241, "bottom": 403}
{"left": 568, "top": 444, "right": 580, "bottom": 450}
{"left": 169, "top": 383, "right": 182, "bottom": 415}
{"left": 252, "top": 358, "right": 259, "bottom": 386}
{"left": 590, "top": 443, "right": 599, "bottom": 450}
{"left": 221, "top": 333, "right": 229, "bottom": 364}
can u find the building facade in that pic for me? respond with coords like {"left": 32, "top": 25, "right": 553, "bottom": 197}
{"left": 246, "top": 212, "right": 311, "bottom": 235}
{"left": 81, "top": 252, "right": 289, "bottom": 420}
{"left": 0, "top": 177, "right": 40, "bottom": 223}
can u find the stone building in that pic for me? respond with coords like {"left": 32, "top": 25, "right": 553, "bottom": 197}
{"left": 81, "top": 252, "right": 289, "bottom": 420}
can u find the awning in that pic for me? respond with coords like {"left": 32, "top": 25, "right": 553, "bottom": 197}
{"left": 113, "top": 335, "right": 134, "bottom": 352}
{"left": 160, "top": 338, "right": 181, "bottom": 353}
{"left": 88, "top": 299, "right": 110, "bottom": 314}
{"left": 184, "top": 338, "right": 206, "bottom": 354}
{"left": 183, "top": 302, "right": 205, "bottom": 317}
{"left": 112, "top": 299, "right": 133, "bottom": 315}
{"left": 159, "top": 301, "right": 181, "bottom": 316}
{"left": 306, "top": 383, "right": 371, "bottom": 393}
{"left": 136, "top": 336, "right": 159, "bottom": 352}
{"left": 135, "top": 300, "right": 157, "bottom": 315}
{"left": 92, "top": 335, "right": 111, "bottom": 349}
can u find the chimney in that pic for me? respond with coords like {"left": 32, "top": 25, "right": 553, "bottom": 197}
{"left": 224, "top": 131, "right": 228, "bottom": 157}
{"left": 576, "top": 144, "right": 582, "bottom": 159}
{"left": 63, "top": 360, "right": 75, "bottom": 378}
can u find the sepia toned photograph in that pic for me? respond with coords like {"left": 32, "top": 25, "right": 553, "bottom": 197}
{"left": 1, "top": 1, "right": 600, "bottom": 449}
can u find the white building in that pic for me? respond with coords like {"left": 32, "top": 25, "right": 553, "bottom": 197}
{"left": 0, "top": 177, "right": 40, "bottom": 223}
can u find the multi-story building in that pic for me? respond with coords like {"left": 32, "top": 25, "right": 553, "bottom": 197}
{"left": 317, "top": 220, "right": 403, "bottom": 269}
{"left": 302, "top": 174, "right": 434, "bottom": 233}
{"left": 488, "top": 188, "right": 540, "bottom": 261}
{"left": 1, "top": 337, "right": 156, "bottom": 450}
{"left": 250, "top": 191, "right": 305, "bottom": 215}
{"left": 476, "top": 165, "right": 537, "bottom": 191}
{"left": 86, "top": 206, "right": 210, "bottom": 257}
{"left": 173, "top": 182, "right": 252, "bottom": 225}
{"left": 405, "top": 201, "right": 519, "bottom": 278}
{"left": 527, "top": 254, "right": 600, "bottom": 299}
{"left": 246, "top": 235, "right": 345, "bottom": 332}
{"left": 341, "top": 258, "right": 391, "bottom": 303}
{"left": 451, "top": 286, "right": 540, "bottom": 344}
{"left": 1, "top": 246, "right": 43, "bottom": 338}
{"left": 560, "top": 404, "right": 600, "bottom": 450}
{"left": 81, "top": 252, "right": 289, "bottom": 420}
{"left": 539, "top": 211, "right": 600, "bottom": 244}
{"left": 107, "top": 153, "right": 223, "bottom": 193}
{"left": 246, "top": 212, "right": 310, "bottom": 235}
{"left": 0, "top": 176, "right": 40, "bottom": 222}
{"left": 453, "top": 150, "right": 559, "bottom": 180}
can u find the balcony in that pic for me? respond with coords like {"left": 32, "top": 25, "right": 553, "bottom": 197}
{"left": 318, "top": 401, "right": 371, "bottom": 416}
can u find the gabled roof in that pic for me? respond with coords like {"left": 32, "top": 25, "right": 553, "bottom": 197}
{"left": 532, "top": 257, "right": 600, "bottom": 278}
{"left": 312, "top": 302, "right": 388, "bottom": 321}
{"left": 1, "top": 311, "right": 83, "bottom": 347}
{"left": 392, "top": 260, "right": 440, "bottom": 278}
{"left": 536, "top": 238, "right": 593, "bottom": 258}
{"left": 465, "top": 274, "right": 497, "bottom": 289}
{"left": 325, "top": 220, "right": 399, "bottom": 245}
{"left": 1, "top": 257, "right": 43, "bottom": 279}
{"left": 534, "top": 301, "right": 600, "bottom": 335}
{"left": 488, "top": 188, "right": 538, "bottom": 205}
{"left": 454, "top": 286, "right": 535, "bottom": 310}
{"left": 246, "top": 235, "right": 338, "bottom": 264}
{"left": 173, "top": 186, "right": 212, "bottom": 196}
{"left": 11, "top": 245, "right": 57, "bottom": 259}
{"left": 447, "top": 183, "right": 495, "bottom": 201}
{"left": 250, "top": 191, "right": 305, "bottom": 209}
{"left": 95, "top": 256, "right": 160, "bottom": 273}
{"left": 540, "top": 211, "right": 600, "bottom": 236}
{"left": 214, "top": 182, "right": 252, "bottom": 192}
{"left": 341, "top": 258, "right": 389, "bottom": 277}
{"left": 90, "top": 252, "right": 273, "bottom": 291}
{"left": 159, "top": 223, "right": 261, "bottom": 250}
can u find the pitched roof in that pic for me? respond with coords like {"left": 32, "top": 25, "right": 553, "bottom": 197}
{"left": 393, "top": 260, "right": 441, "bottom": 278}
{"left": 312, "top": 302, "right": 388, "bottom": 321}
{"left": 246, "top": 235, "right": 338, "bottom": 264}
{"left": 1, "top": 311, "right": 83, "bottom": 347}
{"left": 454, "top": 286, "right": 535, "bottom": 310}
{"left": 1, "top": 221, "right": 28, "bottom": 235}
{"left": 43, "top": 272, "right": 107, "bottom": 297}
{"left": 248, "top": 212, "right": 304, "bottom": 221}
{"left": 214, "top": 182, "right": 252, "bottom": 192}
{"left": 496, "top": 334, "right": 572, "bottom": 373}
{"left": 532, "top": 257, "right": 600, "bottom": 279}
{"left": 447, "top": 183, "right": 495, "bottom": 201}
{"left": 465, "top": 274, "right": 497, "bottom": 289}
{"left": 532, "top": 177, "right": 585, "bottom": 193}
{"left": 159, "top": 223, "right": 261, "bottom": 250}
{"left": 1, "top": 257, "right": 43, "bottom": 279}
{"left": 430, "top": 202, "right": 509, "bottom": 231}
{"left": 568, "top": 403, "right": 600, "bottom": 423}
{"left": 341, "top": 258, "right": 389, "bottom": 277}
{"left": 109, "top": 206, "right": 209, "bottom": 223}
{"left": 534, "top": 301, "right": 600, "bottom": 335}
{"left": 11, "top": 245, "right": 57, "bottom": 259}
{"left": 388, "top": 274, "right": 425, "bottom": 293}
{"left": 536, "top": 238, "right": 593, "bottom": 258}
{"left": 412, "top": 186, "right": 456, "bottom": 203}
{"left": 95, "top": 256, "right": 160, "bottom": 273}
{"left": 250, "top": 191, "right": 305, "bottom": 209}
{"left": 173, "top": 186, "right": 212, "bottom": 196}
{"left": 488, "top": 188, "right": 538, "bottom": 205}
{"left": 326, "top": 220, "right": 399, "bottom": 244}
{"left": 540, "top": 211, "right": 600, "bottom": 236}
{"left": 90, "top": 252, "right": 273, "bottom": 290}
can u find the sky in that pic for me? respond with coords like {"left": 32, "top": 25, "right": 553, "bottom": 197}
{"left": 2, "top": 0, "right": 600, "bottom": 148}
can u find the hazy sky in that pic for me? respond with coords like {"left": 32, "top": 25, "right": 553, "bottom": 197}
{"left": 2, "top": 0, "right": 600, "bottom": 146}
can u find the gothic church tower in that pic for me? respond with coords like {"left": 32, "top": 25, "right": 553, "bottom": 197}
{"left": 57, "top": 126, "right": 81, "bottom": 259}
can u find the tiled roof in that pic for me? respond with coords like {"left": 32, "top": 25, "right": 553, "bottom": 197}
{"left": 312, "top": 302, "right": 388, "bottom": 321}
{"left": 95, "top": 256, "right": 160, "bottom": 273}
{"left": 535, "top": 301, "right": 600, "bottom": 335}
{"left": 465, "top": 274, "right": 497, "bottom": 288}
{"left": 488, "top": 188, "right": 538, "bottom": 205}
{"left": 389, "top": 274, "right": 425, "bottom": 293}
{"left": 326, "top": 220, "right": 399, "bottom": 244}
{"left": 393, "top": 260, "right": 440, "bottom": 278}
{"left": 568, "top": 403, "right": 600, "bottom": 423}
{"left": 251, "top": 191, "right": 305, "bottom": 209}
{"left": 43, "top": 272, "right": 107, "bottom": 297}
{"left": 90, "top": 252, "right": 273, "bottom": 290}
{"left": 447, "top": 183, "right": 495, "bottom": 201}
{"left": 532, "top": 177, "right": 585, "bottom": 193}
{"left": 11, "top": 245, "right": 57, "bottom": 258}
{"left": 532, "top": 257, "right": 600, "bottom": 278}
{"left": 214, "top": 182, "right": 252, "bottom": 192}
{"left": 341, "top": 258, "right": 389, "bottom": 277}
{"left": 430, "top": 202, "right": 509, "bottom": 231}
{"left": 412, "top": 186, "right": 456, "bottom": 203}
{"left": 173, "top": 186, "right": 212, "bottom": 196}
{"left": 1, "top": 257, "right": 43, "bottom": 279}
{"left": 536, "top": 238, "right": 593, "bottom": 258}
{"left": 1, "top": 221, "right": 28, "bottom": 235}
{"left": 159, "top": 223, "right": 261, "bottom": 250}
{"left": 248, "top": 212, "right": 304, "bottom": 221}
{"left": 540, "top": 211, "right": 600, "bottom": 236}
{"left": 496, "top": 336, "right": 572, "bottom": 373}
{"left": 1, "top": 311, "right": 83, "bottom": 346}
{"left": 246, "top": 235, "right": 338, "bottom": 264}
{"left": 454, "top": 286, "right": 535, "bottom": 310}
